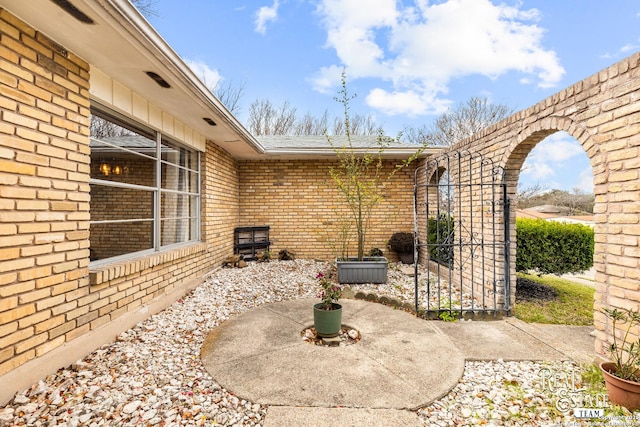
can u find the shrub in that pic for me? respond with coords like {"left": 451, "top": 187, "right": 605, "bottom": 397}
{"left": 427, "top": 214, "right": 454, "bottom": 266}
{"left": 516, "top": 218, "right": 594, "bottom": 275}
{"left": 369, "top": 248, "right": 384, "bottom": 257}
{"left": 388, "top": 232, "right": 414, "bottom": 254}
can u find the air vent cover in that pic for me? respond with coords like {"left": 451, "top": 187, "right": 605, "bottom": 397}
{"left": 145, "top": 71, "right": 171, "bottom": 88}
{"left": 50, "top": 0, "right": 95, "bottom": 24}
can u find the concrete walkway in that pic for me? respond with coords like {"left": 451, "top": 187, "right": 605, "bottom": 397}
{"left": 200, "top": 298, "right": 595, "bottom": 426}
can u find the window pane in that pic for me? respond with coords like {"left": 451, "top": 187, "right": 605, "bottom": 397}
{"left": 91, "top": 139, "right": 157, "bottom": 187}
{"left": 160, "top": 192, "right": 197, "bottom": 220}
{"left": 90, "top": 221, "right": 153, "bottom": 261}
{"left": 161, "top": 218, "right": 197, "bottom": 246}
{"left": 90, "top": 185, "right": 154, "bottom": 222}
{"left": 161, "top": 163, "right": 198, "bottom": 193}
{"left": 89, "top": 111, "right": 200, "bottom": 264}
{"left": 162, "top": 138, "right": 195, "bottom": 170}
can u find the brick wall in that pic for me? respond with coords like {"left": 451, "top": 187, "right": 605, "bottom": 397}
{"left": 202, "top": 141, "right": 240, "bottom": 261}
{"left": 0, "top": 10, "right": 240, "bottom": 394}
{"left": 0, "top": 8, "right": 92, "bottom": 374}
{"left": 238, "top": 158, "right": 416, "bottom": 260}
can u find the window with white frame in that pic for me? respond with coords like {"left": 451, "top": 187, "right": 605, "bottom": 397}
{"left": 89, "top": 109, "right": 200, "bottom": 263}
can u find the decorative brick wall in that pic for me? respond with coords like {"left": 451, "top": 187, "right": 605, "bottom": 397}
{"left": 238, "top": 159, "right": 417, "bottom": 261}
{"left": 436, "top": 51, "right": 640, "bottom": 360}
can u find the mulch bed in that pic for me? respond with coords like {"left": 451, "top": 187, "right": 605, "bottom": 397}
{"left": 515, "top": 277, "right": 559, "bottom": 302}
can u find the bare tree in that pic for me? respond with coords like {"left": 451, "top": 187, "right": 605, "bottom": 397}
{"left": 514, "top": 182, "right": 548, "bottom": 207}
{"left": 212, "top": 78, "right": 246, "bottom": 116}
{"left": 247, "top": 99, "right": 298, "bottom": 135}
{"left": 405, "top": 97, "right": 514, "bottom": 146}
{"left": 293, "top": 110, "right": 330, "bottom": 135}
{"left": 405, "top": 97, "right": 513, "bottom": 211}
{"left": 90, "top": 115, "right": 135, "bottom": 138}
{"left": 247, "top": 100, "right": 381, "bottom": 136}
{"left": 402, "top": 124, "right": 431, "bottom": 145}
{"left": 553, "top": 188, "right": 595, "bottom": 215}
{"left": 130, "top": 0, "right": 159, "bottom": 19}
{"left": 516, "top": 188, "right": 594, "bottom": 214}
{"left": 335, "top": 113, "right": 378, "bottom": 136}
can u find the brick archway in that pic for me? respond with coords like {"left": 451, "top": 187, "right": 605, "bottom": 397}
{"left": 431, "top": 51, "right": 640, "bottom": 359}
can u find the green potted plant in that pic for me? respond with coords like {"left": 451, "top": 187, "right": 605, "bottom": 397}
{"left": 328, "top": 71, "right": 420, "bottom": 284}
{"left": 388, "top": 232, "right": 415, "bottom": 264}
{"left": 599, "top": 306, "right": 640, "bottom": 410}
{"left": 313, "top": 271, "right": 343, "bottom": 337}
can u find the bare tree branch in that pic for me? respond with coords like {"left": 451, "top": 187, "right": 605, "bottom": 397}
{"left": 404, "top": 96, "right": 514, "bottom": 146}
{"left": 130, "top": 0, "right": 159, "bottom": 19}
{"left": 213, "top": 77, "right": 246, "bottom": 116}
{"left": 247, "top": 100, "right": 380, "bottom": 136}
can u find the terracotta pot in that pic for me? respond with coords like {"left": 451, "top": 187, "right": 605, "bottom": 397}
{"left": 313, "top": 303, "right": 342, "bottom": 337}
{"left": 600, "top": 362, "right": 640, "bottom": 410}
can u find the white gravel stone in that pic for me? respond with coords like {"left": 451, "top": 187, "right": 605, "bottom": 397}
{"left": 0, "top": 260, "right": 618, "bottom": 425}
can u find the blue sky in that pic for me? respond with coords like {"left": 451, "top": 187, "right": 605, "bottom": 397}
{"left": 147, "top": 0, "right": 640, "bottom": 194}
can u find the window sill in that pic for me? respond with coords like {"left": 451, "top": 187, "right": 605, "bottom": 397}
{"left": 89, "top": 242, "right": 207, "bottom": 286}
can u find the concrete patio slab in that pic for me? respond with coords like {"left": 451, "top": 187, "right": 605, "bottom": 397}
{"left": 201, "top": 299, "right": 465, "bottom": 410}
{"left": 263, "top": 406, "right": 420, "bottom": 427}
{"left": 201, "top": 298, "right": 596, "bottom": 426}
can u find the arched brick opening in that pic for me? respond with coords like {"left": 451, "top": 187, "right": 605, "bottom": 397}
{"left": 424, "top": 51, "right": 640, "bottom": 360}
{"left": 502, "top": 119, "right": 598, "bottom": 309}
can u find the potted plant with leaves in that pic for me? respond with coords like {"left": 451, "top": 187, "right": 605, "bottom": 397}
{"left": 313, "top": 272, "right": 343, "bottom": 337}
{"left": 599, "top": 306, "right": 640, "bottom": 410}
{"left": 328, "top": 71, "right": 420, "bottom": 284}
{"left": 388, "top": 232, "right": 415, "bottom": 264}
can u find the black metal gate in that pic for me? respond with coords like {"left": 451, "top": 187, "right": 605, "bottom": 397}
{"left": 413, "top": 150, "right": 511, "bottom": 319}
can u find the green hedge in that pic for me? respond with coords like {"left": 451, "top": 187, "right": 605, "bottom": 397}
{"left": 516, "top": 218, "right": 594, "bottom": 275}
{"left": 427, "top": 214, "right": 455, "bottom": 266}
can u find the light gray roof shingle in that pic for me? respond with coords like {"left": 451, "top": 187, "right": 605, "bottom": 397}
{"left": 256, "top": 135, "right": 420, "bottom": 150}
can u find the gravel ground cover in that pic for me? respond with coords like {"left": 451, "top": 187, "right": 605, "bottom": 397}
{"left": 0, "top": 259, "right": 623, "bottom": 426}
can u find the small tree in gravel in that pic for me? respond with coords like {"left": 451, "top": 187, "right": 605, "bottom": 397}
{"left": 328, "top": 71, "right": 419, "bottom": 260}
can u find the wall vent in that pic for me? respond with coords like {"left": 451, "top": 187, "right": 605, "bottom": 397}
{"left": 50, "top": 0, "right": 95, "bottom": 24}
{"left": 145, "top": 71, "right": 171, "bottom": 88}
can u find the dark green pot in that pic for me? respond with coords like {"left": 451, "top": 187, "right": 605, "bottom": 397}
{"left": 313, "top": 303, "right": 342, "bottom": 337}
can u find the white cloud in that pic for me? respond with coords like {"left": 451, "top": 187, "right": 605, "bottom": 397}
{"left": 575, "top": 167, "right": 594, "bottom": 192}
{"left": 313, "top": 0, "right": 565, "bottom": 116}
{"left": 521, "top": 160, "right": 555, "bottom": 180}
{"left": 185, "top": 59, "right": 223, "bottom": 90}
{"left": 528, "top": 132, "right": 585, "bottom": 163}
{"left": 309, "top": 65, "right": 344, "bottom": 94}
{"left": 366, "top": 87, "right": 451, "bottom": 116}
{"left": 255, "top": 1, "right": 280, "bottom": 35}
{"left": 520, "top": 132, "right": 592, "bottom": 191}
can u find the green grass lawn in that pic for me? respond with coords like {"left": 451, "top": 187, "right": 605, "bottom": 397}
{"left": 514, "top": 273, "right": 594, "bottom": 325}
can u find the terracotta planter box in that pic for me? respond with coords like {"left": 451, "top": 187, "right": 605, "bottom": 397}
{"left": 336, "top": 257, "right": 388, "bottom": 284}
